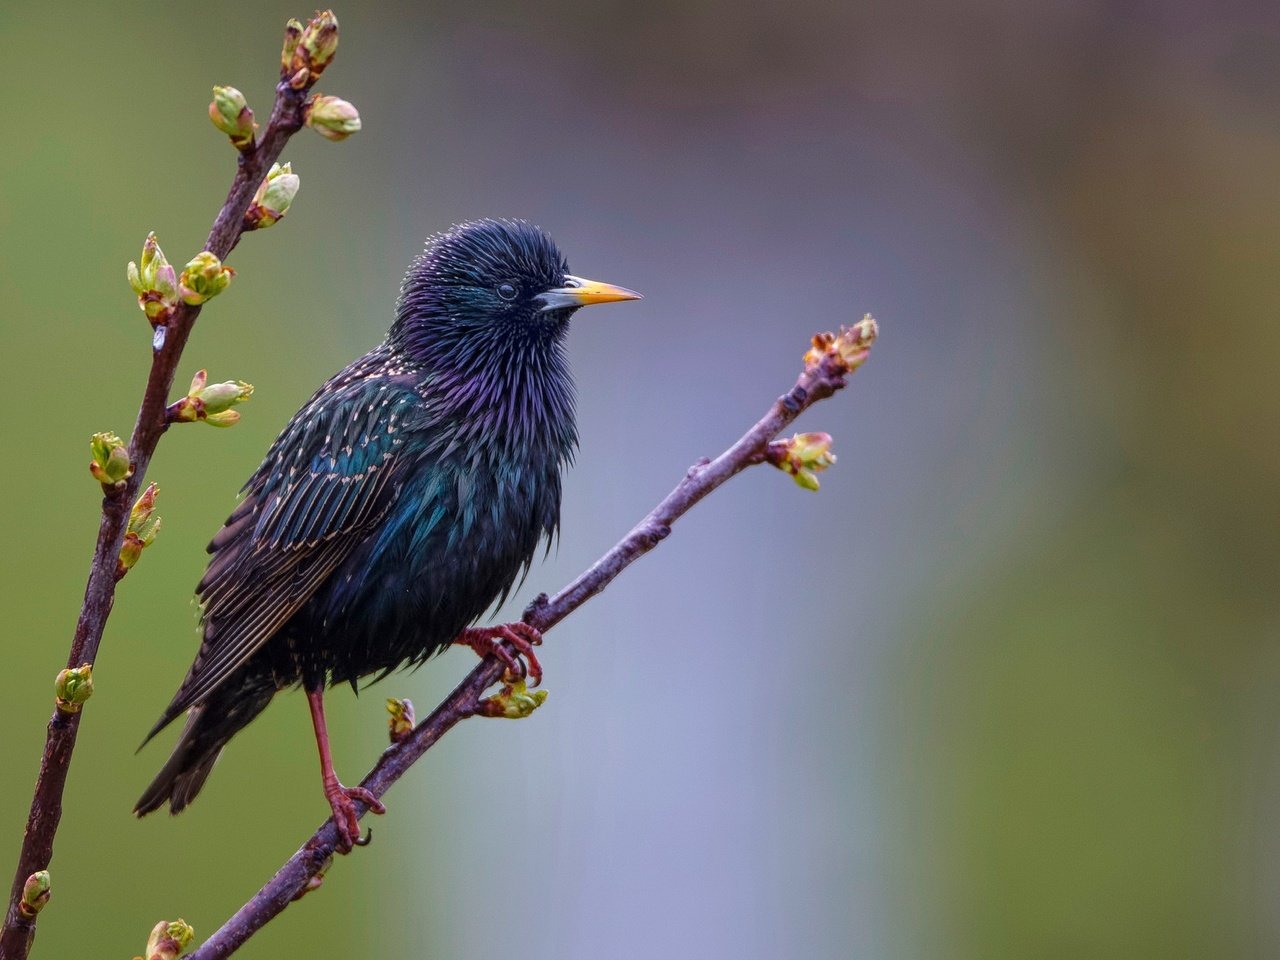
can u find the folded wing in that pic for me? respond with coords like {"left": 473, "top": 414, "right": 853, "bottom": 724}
{"left": 143, "top": 377, "right": 427, "bottom": 742}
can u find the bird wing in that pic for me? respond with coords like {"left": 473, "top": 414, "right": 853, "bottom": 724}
{"left": 160, "top": 376, "right": 430, "bottom": 722}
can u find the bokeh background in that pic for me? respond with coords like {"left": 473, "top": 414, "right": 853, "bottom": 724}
{"left": 2, "top": 0, "right": 1278, "bottom": 956}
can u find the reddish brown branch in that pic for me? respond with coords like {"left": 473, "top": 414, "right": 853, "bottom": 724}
{"left": 0, "top": 75, "right": 312, "bottom": 960}
{"left": 187, "top": 329, "right": 876, "bottom": 960}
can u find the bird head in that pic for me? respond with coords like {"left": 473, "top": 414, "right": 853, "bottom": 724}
{"left": 391, "top": 219, "right": 640, "bottom": 362}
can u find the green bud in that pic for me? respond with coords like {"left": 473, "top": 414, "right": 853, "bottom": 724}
{"left": 386, "top": 697, "right": 415, "bottom": 743}
{"left": 208, "top": 85, "right": 256, "bottom": 150}
{"left": 304, "top": 95, "right": 360, "bottom": 142}
{"left": 302, "top": 10, "right": 340, "bottom": 64}
{"left": 765, "top": 432, "right": 836, "bottom": 492}
{"left": 118, "top": 541, "right": 142, "bottom": 572}
{"left": 792, "top": 468, "right": 820, "bottom": 492}
{"left": 203, "top": 409, "right": 241, "bottom": 428}
{"left": 245, "top": 161, "right": 300, "bottom": 229}
{"left": 479, "top": 679, "right": 548, "bottom": 719}
{"left": 139, "top": 919, "right": 194, "bottom": 960}
{"left": 128, "top": 233, "right": 179, "bottom": 326}
{"left": 793, "top": 432, "right": 835, "bottom": 468}
{"left": 54, "top": 664, "right": 93, "bottom": 714}
{"left": 836, "top": 314, "right": 878, "bottom": 368}
{"left": 118, "top": 483, "right": 161, "bottom": 575}
{"left": 198, "top": 379, "right": 254, "bottom": 415}
{"left": 260, "top": 161, "right": 300, "bottom": 212}
{"left": 288, "top": 10, "right": 339, "bottom": 87}
{"left": 152, "top": 264, "right": 179, "bottom": 309}
{"left": 178, "top": 252, "right": 234, "bottom": 306}
{"left": 167, "top": 369, "right": 253, "bottom": 425}
{"left": 804, "top": 314, "right": 879, "bottom": 372}
{"left": 135, "top": 231, "right": 165, "bottom": 284}
{"left": 129, "top": 483, "right": 160, "bottom": 539}
{"left": 281, "top": 18, "right": 303, "bottom": 73}
{"left": 89, "top": 431, "right": 132, "bottom": 487}
{"left": 19, "top": 871, "right": 50, "bottom": 918}
{"left": 168, "top": 368, "right": 209, "bottom": 422}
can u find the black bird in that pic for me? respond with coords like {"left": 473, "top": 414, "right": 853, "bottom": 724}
{"left": 136, "top": 219, "right": 640, "bottom": 848}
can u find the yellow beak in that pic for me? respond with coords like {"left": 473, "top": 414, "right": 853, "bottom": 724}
{"left": 538, "top": 275, "right": 642, "bottom": 312}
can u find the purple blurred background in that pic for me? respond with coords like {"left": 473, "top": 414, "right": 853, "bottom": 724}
{"left": 2, "top": 0, "right": 1279, "bottom": 956}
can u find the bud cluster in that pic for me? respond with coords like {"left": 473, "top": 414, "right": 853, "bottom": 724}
{"left": 766, "top": 432, "right": 836, "bottom": 491}
{"left": 245, "top": 162, "right": 300, "bottom": 230}
{"left": 179, "top": 252, "right": 234, "bottom": 306}
{"left": 126, "top": 235, "right": 234, "bottom": 327}
{"left": 804, "top": 314, "right": 879, "bottom": 373}
{"left": 135, "top": 919, "right": 194, "bottom": 960}
{"left": 284, "top": 10, "right": 339, "bottom": 89}
{"left": 168, "top": 370, "right": 254, "bottom": 427}
{"left": 479, "top": 678, "right": 548, "bottom": 719}
{"left": 54, "top": 664, "right": 93, "bottom": 714}
{"left": 89, "top": 432, "right": 132, "bottom": 488}
{"left": 208, "top": 85, "right": 256, "bottom": 150}
{"left": 118, "top": 483, "right": 161, "bottom": 576}
{"left": 126, "top": 233, "right": 179, "bottom": 327}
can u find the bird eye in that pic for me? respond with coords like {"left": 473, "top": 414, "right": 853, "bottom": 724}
{"left": 497, "top": 282, "right": 518, "bottom": 301}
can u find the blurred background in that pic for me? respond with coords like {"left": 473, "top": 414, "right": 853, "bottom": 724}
{"left": 2, "top": 0, "right": 1278, "bottom": 956}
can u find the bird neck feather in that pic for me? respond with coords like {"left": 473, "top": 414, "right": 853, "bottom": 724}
{"left": 390, "top": 316, "right": 578, "bottom": 462}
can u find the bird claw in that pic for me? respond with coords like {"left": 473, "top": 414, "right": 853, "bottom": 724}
{"left": 324, "top": 782, "right": 385, "bottom": 853}
{"left": 456, "top": 622, "right": 543, "bottom": 686}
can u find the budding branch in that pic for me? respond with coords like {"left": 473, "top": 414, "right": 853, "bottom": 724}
{"left": 0, "top": 59, "right": 314, "bottom": 960}
{"left": 0, "top": 11, "right": 879, "bottom": 960}
{"left": 186, "top": 324, "right": 876, "bottom": 960}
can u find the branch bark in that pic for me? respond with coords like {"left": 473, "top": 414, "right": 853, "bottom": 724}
{"left": 186, "top": 322, "right": 877, "bottom": 960}
{"left": 0, "top": 71, "right": 312, "bottom": 960}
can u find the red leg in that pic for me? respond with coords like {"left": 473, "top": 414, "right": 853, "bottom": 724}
{"left": 454, "top": 622, "right": 544, "bottom": 686}
{"left": 306, "top": 687, "right": 385, "bottom": 852}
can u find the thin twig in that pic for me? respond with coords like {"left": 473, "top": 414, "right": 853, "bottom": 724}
{"left": 0, "top": 76, "right": 311, "bottom": 960}
{"left": 187, "top": 326, "right": 876, "bottom": 960}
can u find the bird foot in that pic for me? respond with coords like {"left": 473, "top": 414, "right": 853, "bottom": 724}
{"left": 455, "top": 622, "right": 543, "bottom": 686}
{"left": 323, "top": 780, "right": 385, "bottom": 853}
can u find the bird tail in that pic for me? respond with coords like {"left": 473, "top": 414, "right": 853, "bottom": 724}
{"left": 134, "top": 674, "right": 277, "bottom": 816}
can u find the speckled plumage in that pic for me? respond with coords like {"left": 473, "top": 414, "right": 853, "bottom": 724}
{"left": 136, "top": 220, "right": 601, "bottom": 815}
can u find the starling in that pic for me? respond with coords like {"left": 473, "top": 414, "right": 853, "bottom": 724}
{"left": 135, "top": 219, "right": 640, "bottom": 848}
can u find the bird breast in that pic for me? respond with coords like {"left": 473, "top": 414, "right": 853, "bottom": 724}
{"left": 310, "top": 446, "right": 564, "bottom": 682}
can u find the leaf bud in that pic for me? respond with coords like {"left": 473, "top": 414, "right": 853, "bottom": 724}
{"left": 18, "top": 871, "right": 50, "bottom": 919}
{"left": 245, "top": 161, "right": 300, "bottom": 229}
{"left": 138, "top": 919, "right": 194, "bottom": 960}
{"left": 208, "top": 85, "right": 256, "bottom": 150}
{"left": 178, "top": 252, "right": 234, "bottom": 306}
{"left": 127, "top": 232, "right": 179, "bottom": 327}
{"left": 304, "top": 95, "right": 361, "bottom": 142}
{"left": 89, "top": 432, "right": 132, "bottom": 487}
{"left": 54, "top": 664, "right": 93, "bottom": 714}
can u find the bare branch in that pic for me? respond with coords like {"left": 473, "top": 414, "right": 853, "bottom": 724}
{"left": 187, "top": 319, "right": 879, "bottom": 960}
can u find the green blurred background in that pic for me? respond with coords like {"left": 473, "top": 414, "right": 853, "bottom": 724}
{"left": 3, "top": 0, "right": 1279, "bottom": 957}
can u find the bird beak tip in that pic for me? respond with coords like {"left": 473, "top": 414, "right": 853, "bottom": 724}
{"left": 540, "top": 276, "right": 643, "bottom": 311}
